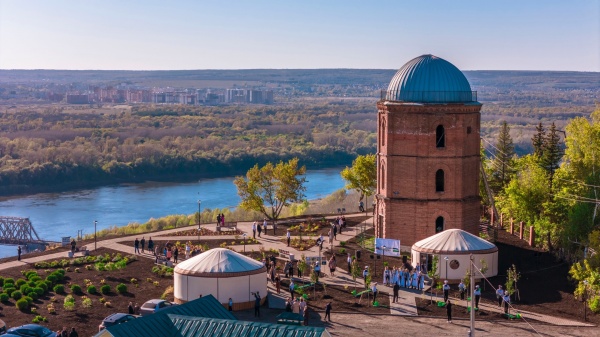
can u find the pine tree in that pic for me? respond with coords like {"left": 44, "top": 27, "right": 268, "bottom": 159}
{"left": 531, "top": 122, "right": 545, "bottom": 158}
{"left": 489, "top": 121, "right": 516, "bottom": 193}
{"left": 541, "top": 122, "right": 563, "bottom": 187}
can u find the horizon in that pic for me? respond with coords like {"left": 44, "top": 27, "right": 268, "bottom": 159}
{"left": 1, "top": 1, "right": 598, "bottom": 72}
{"left": 2, "top": 68, "right": 598, "bottom": 73}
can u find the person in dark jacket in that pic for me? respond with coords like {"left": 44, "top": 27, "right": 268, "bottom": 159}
{"left": 446, "top": 300, "right": 452, "bottom": 323}
{"left": 69, "top": 327, "right": 79, "bottom": 337}
{"left": 324, "top": 302, "right": 332, "bottom": 322}
{"left": 253, "top": 291, "right": 261, "bottom": 317}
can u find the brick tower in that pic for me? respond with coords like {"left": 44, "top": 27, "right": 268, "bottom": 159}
{"left": 375, "top": 54, "right": 481, "bottom": 247}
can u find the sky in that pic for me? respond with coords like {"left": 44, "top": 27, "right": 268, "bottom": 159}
{"left": 0, "top": 0, "right": 598, "bottom": 71}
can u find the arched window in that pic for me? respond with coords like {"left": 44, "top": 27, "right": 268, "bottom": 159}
{"left": 380, "top": 165, "right": 385, "bottom": 190}
{"left": 436, "top": 125, "right": 445, "bottom": 148}
{"left": 381, "top": 118, "right": 386, "bottom": 146}
{"left": 435, "top": 169, "right": 445, "bottom": 192}
{"left": 435, "top": 216, "right": 444, "bottom": 233}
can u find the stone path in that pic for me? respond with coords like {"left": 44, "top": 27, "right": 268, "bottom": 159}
{"left": 0, "top": 213, "right": 594, "bottom": 328}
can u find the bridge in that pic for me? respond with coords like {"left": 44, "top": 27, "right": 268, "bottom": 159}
{"left": 0, "top": 216, "right": 44, "bottom": 245}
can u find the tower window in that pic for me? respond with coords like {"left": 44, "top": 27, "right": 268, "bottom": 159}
{"left": 467, "top": 126, "right": 472, "bottom": 134}
{"left": 435, "top": 216, "right": 444, "bottom": 233}
{"left": 381, "top": 119, "right": 386, "bottom": 146}
{"left": 380, "top": 165, "right": 385, "bottom": 190}
{"left": 436, "top": 125, "right": 445, "bottom": 148}
{"left": 435, "top": 169, "right": 445, "bottom": 192}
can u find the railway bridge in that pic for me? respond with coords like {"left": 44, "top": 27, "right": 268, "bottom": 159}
{"left": 0, "top": 216, "right": 45, "bottom": 245}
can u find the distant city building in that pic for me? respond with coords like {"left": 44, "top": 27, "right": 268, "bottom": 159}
{"left": 66, "top": 94, "right": 90, "bottom": 104}
{"left": 225, "top": 89, "right": 274, "bottom": 104}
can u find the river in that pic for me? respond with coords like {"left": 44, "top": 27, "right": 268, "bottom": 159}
{"left": 0, "top": 167, "right": 345, "bottom": 258}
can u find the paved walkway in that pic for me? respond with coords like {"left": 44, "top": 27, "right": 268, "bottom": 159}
{"left": 0, "top": 213, "right": 594, "bottom": 327}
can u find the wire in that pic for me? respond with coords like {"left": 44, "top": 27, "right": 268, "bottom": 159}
{"left": 469, "top": 260, "right": 544, "bottom": 337}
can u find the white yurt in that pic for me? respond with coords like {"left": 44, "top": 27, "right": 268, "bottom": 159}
{"left": 411, "top": 229, "right": 498, "bottom": 282}
{"left": 174, "top": 248, "right": 267, "bottom": 310}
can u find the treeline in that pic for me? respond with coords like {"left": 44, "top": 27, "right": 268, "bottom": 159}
{"left": 0, "top": 103, "right": 376, "bottom": 194}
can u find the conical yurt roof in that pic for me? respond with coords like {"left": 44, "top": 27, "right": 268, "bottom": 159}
{"left": 174, "top": 248, "right": 266, "bottom": 277}
{"left": 412, "top": 229, "right": 498, "bottom": 255}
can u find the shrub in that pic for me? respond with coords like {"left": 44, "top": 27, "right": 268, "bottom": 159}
{"left": 56, "top": 269, "right": 66, "bottom": 275}
{"left": 20, "top": 285, "right": 32, "bottom": 295}
{"left": 3, "top": 277, "right": 14, "bottom": 285}
{"left": 81, "top": 296, "right": 92, "bottom": 308}
{"left": 3, "top": 287, "right": 16, "bottom": 296}
{"left": 45, "top": 275, "right": 57, "bottom": 284}
{"left": 47, "top": 303, "right": 56, "bottom": 314}
{"left": 12, "top": 290, "right": 22, "bottom": 300}
{"left": 16, "top": 298, "right": 29, "bottom": 311}
{"left": 85, "top": 265, "right": 93, "bottom": 270}
{"left": 70, "top": 284, "right": 82, "bottom": 294}
{"left": 99, "top": 297, "right": 106, "bottom": 304}
{"left": 22, "top": 296, "right": 33, "bottom": 305}
{"left": 100, "top": 285, "right": 111, "bottom": 294}
{"left": 51, "top": 272, "right": 64, "bottom": 282}
{"left": 53, "top": 285, "right": 65, "bottom": 294}
{"left": 74, "top": 268, "right": 80, "bottom": 273}
{"left": 64, "top": 295, "right": 75, "bottom": 304}
{"left": 35, "top": 282, "right": 48, "bottom": 293}
{"left": 64, "top": 302, "right": 75, "bottom": 311}
{"left": 32, "top": 315, "right": 47, "bottom": 323}
{"left": 27, "top": 292, "right": 38, "bottom": 301}
{"left": 0, "top": 293, "right": 9, "bottom": 302}
{"left": 87, "top": 285, "right": 97, "bottom": 294}
{"left": 115, "top": 283, "right": 127, "bottom": 294}
{"left": 104, "top": 301, "right": 111, "bottom": 308}
{"left": 16, "top": 279, "right": 26, "bottom": 287}
{"left": 0, "top": 276, "right": 4, "bottom": 287}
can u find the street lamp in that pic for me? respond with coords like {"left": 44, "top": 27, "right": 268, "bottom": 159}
{"left": 444, "top": 256, "right": 449, "bottom": 280}
{"left": 197, "top": 199, "right": 201, "bottom": 242}
{"left": 243, "top": 233, "right": 247, "bottom": 253}
{"left": 94, "top": 220, "right": 97, "bottom": 251}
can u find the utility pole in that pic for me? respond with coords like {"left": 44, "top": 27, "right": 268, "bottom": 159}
{"left": 468, "top": 254, "right": 475, "bottom": 337}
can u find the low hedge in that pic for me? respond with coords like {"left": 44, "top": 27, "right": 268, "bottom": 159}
{"left": 16, "top": 298, "right": 29, "bottom": 311}
{"left": 53, "top": 285, "right": 65, "bottom": 294}
{"left": 100, "top": 285, "right": 111, "bottom": 294}
{"left": 11, "top": 290, "right": 22, "bottom": 300}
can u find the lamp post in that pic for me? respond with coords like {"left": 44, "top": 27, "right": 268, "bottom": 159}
{"left": 94, "top": 220, "right": 97, "bottom": 251}
{"left": 382, "top": 245, "right": 386, "bottom": 271}
{"left": 444, "top": 256, "right": 449, "bottom": 280}
{"left": 197, "top": 199, "right": 201, "bottom": 242}
{"left": 243, "top": 233, "right": 247, "bottom": 253}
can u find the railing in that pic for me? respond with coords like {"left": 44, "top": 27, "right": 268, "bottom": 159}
{"left": 380, "top": 90, "right": 477, "bottom": 103}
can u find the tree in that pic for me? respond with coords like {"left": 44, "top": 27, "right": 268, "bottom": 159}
{"left": 298, "top": 254, "right": 308, "bottom": 281}
{"left": 531, "top": 122, "right": 546, "bottom": 158}
{"left": 341, "top": 154, "right": 376, "bottom": 202}
{"left": 429, "top": 255, "right": 440, "bottom": 289}
{"left": 234, "top": 158, "right": 306, "bottom": 220}
{"left": 569, "top": 259, "right": 600, "bottom": 313}
{"left": 505, "top": 264, "right": 520, "bottom": 301}
{"left": 351, "top": 258, "right": 361, "bottom": 293}
{"left": 489, "top": 121, "right": 516, "bottom": 194}
{"left": 541, "top": 122, "right": 563, "bottom": 187}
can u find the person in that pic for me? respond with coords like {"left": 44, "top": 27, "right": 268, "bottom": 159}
{"left": 359, "top": 200, "right": 364, "bottom": 212}
{"left": 474, "top": 285, "right": 481, "bottom": 309}
{"left": 270, "top": 265, "right": 276, "bottom": 284}
{"left": 263, "top": 218, "right": 268, "bottom": 235}
{"left": 69, "top": 327, "right": 79, "bottom": 337}
{"left": 148, "top": 237, "right": 154, "bottom": 255}
{"left": 314, "top": 262, "right": 321, "bottom": 283}
{"left": 324, "top": 301, "right": 332, "bottom": 322}
{"left": 185, "top": 243, "right": 191, "bottom": 259}
{"left": 286, "top": 230, "right": 291, "bottom": 247}
{"left": 496, "top": 285, "right": 504, "bottom": 307}
{"left": 275, "top": 275, "right": 281, "bottom": 294}
{"left": 134, "top": 238, "right": 140, "bottom": 254}
{"left": 347, "top": 254, "right": 352, "bottom": 274}
{"left": 329, "top": 256, "right": 336, "bottom": 276}
{"left": 328, "top": 229, "right": 333, "bottom": 244}
{"left": 392, "top": 280, "right": 400, "bottom": 303}
{"left": 458, "top": 281, "right": 466, "bottom": 300}
{"left": 363, "top": 266, "right": 369, "bottom": 286}
{"left": 284, "top": 261, "right": 291, "bottom": 278}
{"left": 228, "top": 298, "right": 233, "bottom": 311}
{"left": 253, "top": 291, "right": 261, "bottom": 317}
{"left": 217, "top": 214, "right": 221, "bottom": 226}
{"left": 303, "top": 306, "right": 309, "bottom": 326}
{"left": 503, "top": 290, "right": 511, "bottom": 314}
{"left": 289, "top": 280, "right": 295, "bottom": 300}
{"left": 60, "top": 327, "right": 68, "bottom": 337}
{"left": 419, "top": 270, "right": 425, "bottom": 290}
{"left": 128, "top": 301, "right": 134, "bottom": 314}
{"left": 285, "top": 298, "right": 292, "bottom": 312}
{"left": 173, "top": 246, "right": 179, "bottom": 263}
{"left": 411, "top": 269, "right": 418, "bottom": 289}
{"left": 154, "top": 246, "right": 160, "bottom": 261}
{"left": 166, "top": 247, "right": 172, "bottom": 261}
{"left": 446, "top": 300, "right": 453, "bottom": 323}
{"left": 333, "top": 223, "right": 337, "bottom": 240}
{"left": 299, "top": 297, "right": 306, "bottom": 316}
{"left": 140, "top": 237, "right": 146, "bottom": 253}
{"left": 134, "top": 303, "right": 140, "bottom": 315}
{"left": 443, "top": 280, "right": 450, "bottom": 302}
{"left": 252, "top": 221, "right": 257, "bottom": 239}
{"left": 257, "top": 222, "right": 262, "bottom": 237}
{"left": 17, "top": 246, "right": 21, "bottom": 261}
{"left": 273, "top": 221, "right": 277, "bottom": 235}
{"left": 70, "top": 239, "right": 76, "bottom": 254}
{"left": 371, "top": 282, "right": 378, "bottom": 304}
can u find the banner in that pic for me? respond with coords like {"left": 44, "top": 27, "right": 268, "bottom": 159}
{"left": 374, "top": 238, "right": 401, "bottom": 257}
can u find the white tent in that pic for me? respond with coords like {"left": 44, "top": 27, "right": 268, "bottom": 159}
{"left": 174, "top": 248, "right": 267, "bottom": 310}
{"left": 411, "top": 229, "right": 498, "bottom": 282}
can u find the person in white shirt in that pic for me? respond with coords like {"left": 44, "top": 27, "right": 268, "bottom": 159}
{"left": 263, "top": 219, "right": 268, "bottom": 235}
{"left": 286, "top": 230, "right": 291, "bottom": 247}
{"left": 252, "top": 222, "right": 257, "bottom": 239}
{"left": 347, "top": 253, "right": 352, "bottom": 273}
{"left": 443, "top": 280, "right": 451, "bottom": 302}
{"left": 371, "top": 282, "right": 378, "bottom": 304}
{"left": 458, "top": 281, "right": 466, "bottom": 300}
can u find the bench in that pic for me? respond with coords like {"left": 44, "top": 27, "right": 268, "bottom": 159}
{"left": 278, "top": 249, "right": 291, "bottom": 260}
{"left": 216, "top": 222, "right": 238, "bottom": 232}
{"left": 276, "top": 312, "right": 304, "bottom": 326}
{"left": 68, "top": 246, "right": 89, "bottom": 258}
{"left": 154, "top": 256, "right": 173, "bottom": 267}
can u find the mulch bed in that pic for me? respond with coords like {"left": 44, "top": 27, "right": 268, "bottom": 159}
{"left": 155, "top": 227, "right": 244, "bottom": 237}
{"left": 416, "top": 297, "right": 498, "bottom": 320}
{"left": 0, "top": 248, "right": 170, "bottom": 337}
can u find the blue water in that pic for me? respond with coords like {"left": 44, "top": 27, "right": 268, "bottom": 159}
{"left": 0, "top": 168, "right": 345, "bottom": 258}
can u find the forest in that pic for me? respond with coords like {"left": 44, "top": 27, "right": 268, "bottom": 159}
{"left": 0, "top": 102, "right": 376, "bottom": 194}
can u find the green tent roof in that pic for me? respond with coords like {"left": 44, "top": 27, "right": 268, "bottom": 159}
{"left": 96, "top": 295, "right": 236, "bottom": 337}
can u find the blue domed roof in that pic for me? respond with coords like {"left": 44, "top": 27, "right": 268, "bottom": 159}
{"left": 386, "top": 54, "right": 474, "bottom": 103}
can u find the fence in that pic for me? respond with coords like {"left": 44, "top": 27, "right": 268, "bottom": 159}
{"left": 488, "top": 211, "right": 536, "bottom": 247}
